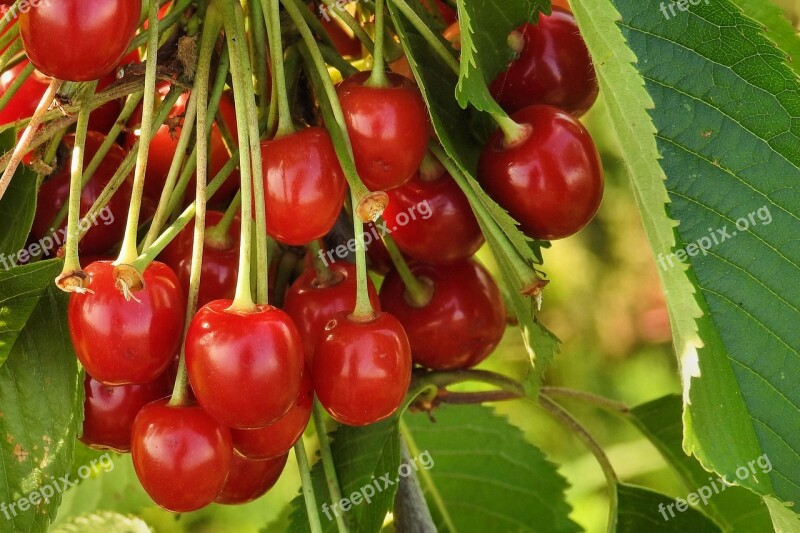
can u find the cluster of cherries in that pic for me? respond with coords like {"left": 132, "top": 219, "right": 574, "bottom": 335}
{"left": 1, "top": 0, "right": 600, "bottom": 513}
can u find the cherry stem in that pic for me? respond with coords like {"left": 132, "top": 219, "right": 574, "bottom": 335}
{"left": 0, "top": 2, "right": 19, "bottom": 35}
{"left": 263, "top": 0, "right": 295, "bottom": 138}
{"left": 365, "top": 0, "right": 388, "bottom": 88}
{"left": 319, "top": 0, "right": 375, "bottom": 54}
{"left": 381, "top": 228, "right": 433, "bottom": 307}
{"left": 540, "top": 386, "right": 630, "bottom": 415}
{"left": 350, "top": 202, "right": 377, "bottom": 321}
{"left": 115, "top": 1, "right": 161, "bottom": 267}
{"left": 293, "top": 439, "right": 324, "bottom": 533}
{"left": 205, "top": 191, "right": 241, "bottom": 249}
{"left": 129, "top": 0, "right": 194, "bottom": 49}
{"left": 248, "top": 0, "right": 270, "bottom": 126}
{"left": 436, "top": 390, "right": 521, "bottom": 404}
{"left": 312, "top": 400, "right": 351, "bottom": 533}
{"left": 309, "top": 239, "right": 336, "bottom": 286}
{"left": 40, "top": 126, "right": 67, "bottom": 169}
{"left": 0, "top": 78, "right": 61, "bottom": 201}
{"left": 492, "top": 112, "right": 532, "bottom": 148}
{"left": 318, "top": 43, "right": 359, "bottom": 78}
{"left": 0, "top": 39, "right": 22, "bottom": 73}
{"left": 0, "top": 61, "right": 33, "bottom": 115}
{"left": 386, "top": 0, "right": 460, "bottom": 75}
{"left": 219, "top": 0, "right": 257, "bottom": 314}
{"left": 393, "top": 436, "right": 437, "bottom": 531}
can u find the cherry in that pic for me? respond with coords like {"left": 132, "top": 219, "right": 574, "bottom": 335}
{"left": 160, "top": 210, "right": 240, "bottom": 308}
{"left": 31, "top": 132, "right": 134, "bottom": 256}
{"left": 259, "top": 127, "right": 346, "bottom": 245}
{"left": 19, "top": 0, "right": 141, "bottom": 82}
{"left": 185, "top": 300, "right": 304, "bottom": 429}
{"left": 337, "top": 71, "right": 430, "bottom": 191}
{"left": 215, "top": 453, "right": 288, "bottom": 505}
{"left": 231, "top": 367, "right": 312, "bottom": 460}
{"left": 80, "top": 372, "right": 171, "bottom": 453}
{"left": 68, "top": 261, "right": 186, "bottom": 385}
{"left": 313, "top": 312, "right": 412, "bottom": 426}
{"left": 380, "top": 259, "right": 506, "bottom": 370}
{"left": 477, "top": 105, "right": 603, "bottom": 240}
{"left": 125, "top": 88, "right": 240, "bottom": 205}
{"left": 490, "top": 7, "right": 598, "bottom": 117}
{"left": 317, "top": 10, "right": 361, "bottom": 57}
{"left": 131, "top": 400, "right": 232, "bottom": 512}
{"left": 383, "top": 171, "right": 484, "bottom": 263}
{"left": 283, "top": 261, "right": 380, "bottom": 365}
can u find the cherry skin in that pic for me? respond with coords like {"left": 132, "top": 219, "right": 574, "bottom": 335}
{"left": 283, "top": 261, "right": 380, "bottom": 366}
{"left": 160, "top": 210, "right": 240, "bottom": 308}
{"left": 215, "top": 453, "right": 288, "bottom": 505}
{"left": 490, "top": 7, "right": 598, "bottom": 117}
{"left": 80, "top": 372, "right": 171, "bottom": 453}
{"left": 30, "top": 132, "right": 134, "bottom": 256}
{"left": 383, "top": 171, "right": 484, "bottom": 264}
{"left": 259, "top": 127, "right": 346, "bottom": 245}
{"left": 185, "top": 300, "right": 304, "bottom": 429}
{"left": 380, "top": 259, "right": 506, "bottom": 370}
{"left": 477, "top": 105, "right": 603, "bottom": 240}
{"left": 131, "top": 400, "right": 232, "bottom": 512}
{"left": 19, "top": 0, "right": 141, "bottom": 82}
{"left": 313, "top": 312, "right": 412, "bottom": 426}
{"left": 231, "top": 367, "right": 313, "bottom": 460}
{"left": 68, "top": 261, "right": 186, "bottom": 385}
{"left": 337, "top": 71, "right": 430, "bottom": 191}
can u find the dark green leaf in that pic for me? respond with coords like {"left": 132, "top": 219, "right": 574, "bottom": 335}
{"left": 617, "top": 484, "right": 721, "bottom": 532}
{"left": 0, "top": 129, "right": 38, "bottom": 259}
{"left": 730, "top": 0, "right": 800, "bottom": 77}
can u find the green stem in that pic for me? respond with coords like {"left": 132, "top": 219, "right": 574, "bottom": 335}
{"left": 115, "top": 1, "right": 161, "bottom": 266}
{"left": 365, "top": 0, "right": 388, "bottom": 87}
{"left": 294, "top": 438, "right": 324, "bottom": 533}
{"left": 313, "top": 401, "right": 351, "bottom": 533}
{"left": 492, "top": 112, "right": 532, "bottom": 148}
{"left": 130, "top": 0, "right": 195, "bottom": 49}
{"left": 540, "top": 387, "right": 630, "bottom": 415}
{"left": 319, "top": 0, "right": 374, "bottom": 54}
{"left": 0, "top": 38, "right": 22, "bottom": 73}
{"left": 386, "top": 0, "right": 459, "bottom": 74}
{"left": 263, "top": 0, "right": 294, "bottom": 137}
{"left": 0, "top": 1, "right": 20, "bottom": 35}
{"left": 350, "top": 201, "right": 376, "bottom": 321}
{"left": 381, "top": 228, "right": 433, "bottom": 307}
{"left": 40, "top": 126, "right": 67, "bottom": 169}
{"left": 318, "top": 43, "right": 359, "bottom": 78}
{"left": 0, "top": 61, "right": 33, "bottom": 114}
{"left": 205, "top": 191, "right": 241, "bottom": 249}
{"left": 309, "top": 239, "right": 336, "bottom": 286}
{"left": 248, "top": 0, "right": 270, "bottom": 125}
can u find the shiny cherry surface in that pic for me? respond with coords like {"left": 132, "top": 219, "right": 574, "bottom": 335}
{"left": 215, "top": 453, "right": 288, "bottom": 505}
{"left": 68, "top": 261, "right": 186, "bottom": 385}
{"left": 380, "top": 259, "right": 506, "bottom": 370}
{"left": 185, "top": 300, "right": 304, "bottom": 429}
{"left": 477, "top": 105, "right": 603, "bottom": 240}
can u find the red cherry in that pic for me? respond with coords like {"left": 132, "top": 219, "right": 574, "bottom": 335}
{"left": 30, "top": 132, "right": 133, "bottom": 256}
{"left": 259, "top": 127, "right": 346, "bottom": 245}
{"left": 185, "top": 300, "right": 304, "bottom": 429}
{"left": 80, "top": 372, "right": 171, "bottom": 453}
{"left": 215, "top": 453, "right": 288, "bottom": 505}
{"left": 383, "top": 171, "right": 484, "bottom": 263}
{"left": 19, "top": 0, "right": 141, "bottom": 82}
{"left": 283, "top": 261, "right": 380, "bottom": 366}
{"left": 313, "top": 312, "right": 412, "bottom": 426}
{"left": 131, "top": 400, "right": 232, "bottom": 512}
{"left": 125, "top": 88, "right": 240, "bottom": 205}
{"left": 160, "top": 210, "right": 240, "bottom": 308}
{"left": 380, "top": 259, "right": 506, "bottom": 370}
{"left": 68, "top": 261, "right": 186, "bottom": 385}
{"left": 490, "top": 7, "right": 598, "bottom": 117}
{"left": 337, "top": 71, "right": 430, "bottom": 191}
{"left": 231, "top": 367, "right": 312, "bottom": 460}
{"left": 477, "top": 105, "right": 603, "bottom": 240}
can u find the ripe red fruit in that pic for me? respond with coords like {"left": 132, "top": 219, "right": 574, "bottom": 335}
{"left": 337, "top": 71, "right": 430, "bottom": 191}
{"left": 383, "top": 171, "right": 484, "bottom": 263}
{"left": 313, "top": 312, "right": 412, "bottom": 426}
{"left": 215, "top": 453, "right": 288, "bottom": 505}
{"left": 68, "top": 261, "right": 186, "bottom": 385}
{"left": 231, "top": 367, "right": 313, "bottom": 460}
{"left": 160, "top": 210, "right": 240, "bottom": 308}
{"left": 19, "top": 0, "right": 141, "bottom": 82}
{"left": 380, "top": 260, "right": 506, "bottom": 370}
{"left": 185, "top": 300, "right": 304, "bottom": 429}
{"left": 80, "top": 372, "right": 171, "bottom": 453}
{"left": 490, "top": 7, "right": 598, "bottom": 117}
{"left": 131, "top": 400, "right": 232, "bottom": 512}
{"left": 477, "top": 105, "right": 603, "bottom": 240}
{"left": 260, "top": 127, "right": 346, "bottom": 245}
{"left": 30, "top": 132, "right": 134, "bottom": 256}
{"left": 283, "top": 261, "right": 380, "bottom": 365}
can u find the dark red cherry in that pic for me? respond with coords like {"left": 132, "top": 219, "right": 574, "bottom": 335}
{"left": 215, "top": 453, "right": 288, "bottom": 505}
{"left": 477, "top": 104, "right": 603, "bottom": 240}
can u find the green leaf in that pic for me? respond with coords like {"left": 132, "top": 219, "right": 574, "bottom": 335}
{"left": 454, "top": 0, "right": 546, "bottom": 114}
{"left": 0, "top": 260, "right": 62, "bottom": 367}
{"left": 0, "top": 283, "right": 83, "bottom": 533}
{"left": 729, "top": 0, "right": 800, "bottom": 77}
{"left": 286, "top": 416, "right": 401, "bottom": 532}
{"left": 401, "top": 404, "right": 579, "bottom": 533}
{"left": 49, "top": 511, "right": 152, "bottom": 533}
{"left": 389, "top": 0, "right": 560, "bottom": 392}
{"left": 0, "top": 129, "right": 38, "bottom": 260}
{"left": 630, "top": 395, "right": 773, "bottom": 532}
{"left": 617, "top": 484, "right": 722, "bottom": 532}
{"left": 764, "top": 495, "right": 800, "bottom": 533}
